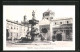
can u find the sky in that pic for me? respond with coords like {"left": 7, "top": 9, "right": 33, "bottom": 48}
{"left": 3, "top": 5, "right": 75, "bottom": 22}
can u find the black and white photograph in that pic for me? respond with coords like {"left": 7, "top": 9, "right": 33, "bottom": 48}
{"left": 3, "top": 5, "right": 75, "bottom": 50}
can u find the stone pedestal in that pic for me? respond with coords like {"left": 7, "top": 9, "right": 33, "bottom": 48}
{"left": 34, "top": 36, "right": 41, "bottom": 41}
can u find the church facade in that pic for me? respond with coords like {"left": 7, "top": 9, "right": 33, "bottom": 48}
{"left": 38, "top": 10, "right": 73, "bottom": 41}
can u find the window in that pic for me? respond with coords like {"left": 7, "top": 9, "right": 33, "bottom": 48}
{"left": 67, "top": 21, "right": 69, "bottom": 24}
{"left": 55, "top": 22, "right": 56, "bottom": 25}
{"left": 11, "top": 27, "right": 12, "bottom": 29}
{"left": 60, "top": 22, "right": 62, "bottom": 24}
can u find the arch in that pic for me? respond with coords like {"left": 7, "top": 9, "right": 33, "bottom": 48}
{"left": 56, "top": 34, "right": 62, "bottom": 41}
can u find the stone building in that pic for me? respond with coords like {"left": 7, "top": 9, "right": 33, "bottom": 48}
{"left": 38, "top": 9, "right": 73, "bottom": 41}
{"left": 6, "top": 16, "right": 29, "bottom": 41}
{"left": 52, "top": 18, "right": 72, "bottom": 41}
{"left": 38, "top": 9, "right": 54, "bottom": 41}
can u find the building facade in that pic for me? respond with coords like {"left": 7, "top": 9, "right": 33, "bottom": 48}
{"left": 39, "top": 9, "right": 73, "bottom": 41}
{"left": 38, "top": 10, "right": 54, "bottom": 41}
{"left": 52, "top": 18, "right": 72, "bottom": 41}
{"left": 6, "top": 16, "right": 29, "bottom": 41}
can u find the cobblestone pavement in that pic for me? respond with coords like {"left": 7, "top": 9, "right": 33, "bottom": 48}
{"left": 5, "top": 41, "right": 74, "bottom": 50}
{"left": 6, "top": 40, "right": 72, "bottom": 46}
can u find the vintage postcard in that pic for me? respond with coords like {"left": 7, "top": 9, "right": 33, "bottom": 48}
{"left": 3, "top": 5, "right": 75, "bottom": 50}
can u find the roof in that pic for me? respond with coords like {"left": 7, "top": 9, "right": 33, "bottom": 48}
{"left": 53, "top": 18, "right": 72, "bottom": 21}
{"left": 39, "top": 19, "right": 50, "bottom": 25}
{"left": 43, "top": 9, "right": 54, "bottom": 14}
{"left": 6, "top": 19, "right": 28, "bottom": 27}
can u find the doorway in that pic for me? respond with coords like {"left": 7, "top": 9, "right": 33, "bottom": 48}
{"left": 6, "top": 29, "right": 9, "bottom": 40}
{"left": 56, "top": 34, "right": 62, "bottom": 41}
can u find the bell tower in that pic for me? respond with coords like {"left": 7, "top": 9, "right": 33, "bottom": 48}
{"left": 43, "top": 9, "right": 55, "bottom": 21}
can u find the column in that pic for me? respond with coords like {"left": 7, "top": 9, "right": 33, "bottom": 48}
{"left": 50, "top": 23, "right": 52, "bottom": 41}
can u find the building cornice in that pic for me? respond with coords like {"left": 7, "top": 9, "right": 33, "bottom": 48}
{"left": 53, "top": 18, "right": 72, "bottom": 21}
